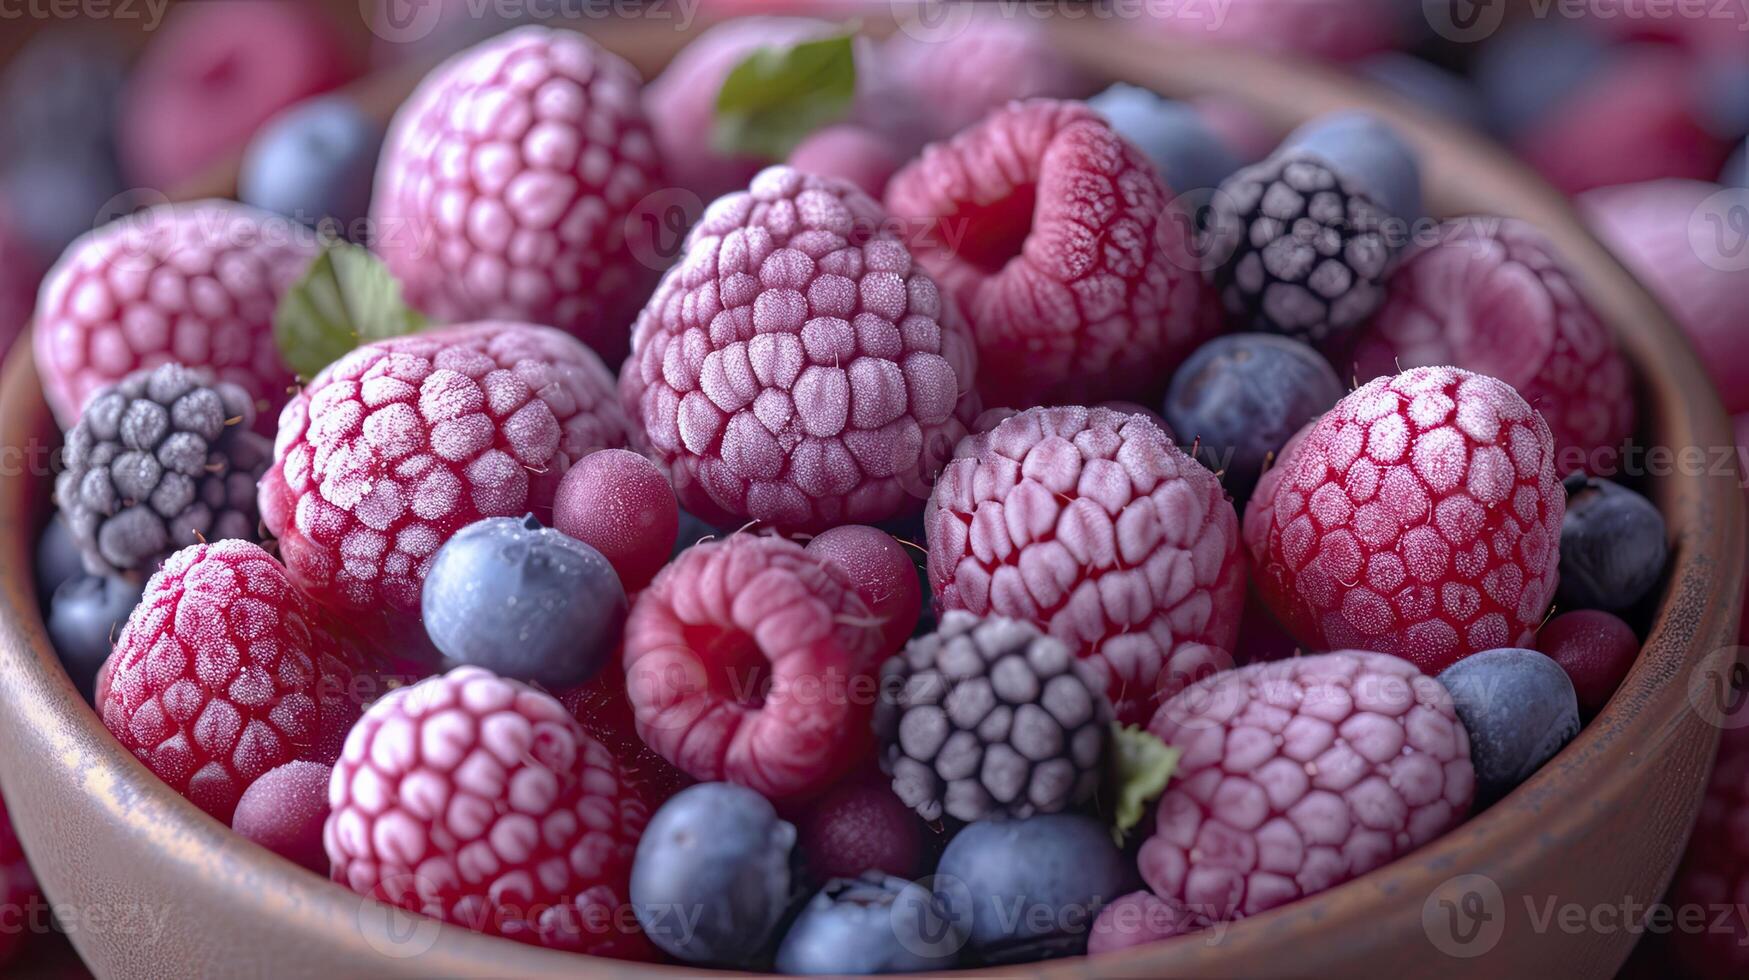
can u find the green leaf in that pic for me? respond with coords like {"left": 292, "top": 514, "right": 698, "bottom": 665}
{"left": 713, "top": 29, "right": 858, "bottom": 161}
{"left": 273, "top": 242, "right": 427, "bottom": 379}
{"left": 1111, "top": 724, "right": 1181, "bottom": 847}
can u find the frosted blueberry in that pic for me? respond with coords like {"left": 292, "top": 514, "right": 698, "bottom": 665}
{"left": 775, "top": 873, "right": 964, "bottom": 975}
{"left": 240, "top": 96, "right": 381, "bottom": 230}
{"left": 1279, "top": 110, "right": 1424, "bottom": 225}
{"left": 1088, "top": 84, "right": 1242, "bottom": 195}
{"left": 1557, "top": 475, "right": 1668, "bottom": 613}
{"left": 47, "top": 573, "right": 143, "bottom": 702}
{"left": 1437, "top": 648, "right": 1580, "bottom": 806}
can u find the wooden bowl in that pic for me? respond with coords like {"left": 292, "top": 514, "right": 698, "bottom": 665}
{"left": 0, "top": 13, "right": 1742, "bottom": 979}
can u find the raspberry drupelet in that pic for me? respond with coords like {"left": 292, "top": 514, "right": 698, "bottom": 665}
{"left": 926, "top": 405, "right": 1245, "bottom": 726}
{"left": 619, "top": 166, "right": 981, "bottom": 532}
{"left": 885, "top": 100, "right": 1221, "bottom": 409}
{"left": 259, "top": 320, "right": 629, "bottom": 632}
{"left": 1244, "top": 366, "right": 1566, "bottom": 674}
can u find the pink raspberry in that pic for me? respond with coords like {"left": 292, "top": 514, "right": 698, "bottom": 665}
{"left": 371, "top": 27, "right": 663, "bottom": 361}
{"left": 925, "top": 406, "right": 1245, "bottom": 726}
{"left": 259, "top": 320, "right": 629, "bottom": 630}
{"left": 326, "top": 666, "right": 651, "bottom": 958}
{"left": 1088, "top": 890, "right": 1192, "bottom": 957}
{"left": 788, "top": 124, "right": 902, "bottom": 199}
{"left": 619, "top": 166, "right": 980, "bottom": 532}
{"left": 0, "top": 798, "right": 39, "bottom": 967}
{"left": 879, "top": 16, "right": 1091, "bottom": 142}
{"left": 1669, "top": 724, "right": 1749, "bottom": 978}
{"left": 621, "top": 534, "right": 883, "bottom": 800}
{"left": 1346, "top": 218, "right": 1634, "bottom": 471}
{"left": 1134, "top": 651, "right": 1473, "bottom": 937}
{"left": 99, "top": 540, "right": 362, "bottom": 823}
{"left": 885, "top": 100, "right": 1221, "bottom": 409}
{"left": 1244, "top": 367, "right": 1566, "bottom": 675}
{"left": 1142, "top": 0, "right": 1400, "bottom": 62}
{"left": 33, "top": 199, "right": 317, "bottom": 431}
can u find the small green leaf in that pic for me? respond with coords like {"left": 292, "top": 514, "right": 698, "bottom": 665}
{"left": 1111, "top": 724, "right": 1180, "bottom": 846}
{"left": 713, "top": 30, "right": 858, "bottom": 161}
{"left": 273, "top": 242, "right": 427, "bottom": 379}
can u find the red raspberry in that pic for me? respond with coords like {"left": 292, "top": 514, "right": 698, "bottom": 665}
{"left": 1134, "top": 651, "right": 1473, "bottom": 936}
{"left": 885, "top": 100, "right": 1221, "bottom": 409}
{"left": 795, "top": 767, "right": 923, "bottom": 881}
{"left": 326, "top": 666, "right": 650, "bottom": 958}
{"left": 371, "top": 26, "right": 663, "bottom": 361}
{"left": 1244, "top": 367, "right": 1566, "bottom": 674}
{"left": 1670, "top": 724, "right": 1749, "bottom": 979}
{"left": 805, "top": 524, "right": 923, "bottom": 655}
{"left": 1347, "top": 219, "right": 1634, "bottom": 470}
{"left": 879, "top": 16, "right": 1091, "bottom": 142}
{"left": 99, "top": 540, "right": 362, "bottom": 823}
{"left": 557, "top": 668, "right": 692, "bottom": 809}
{"left": 621, "top": 534, "right": 883, "bottom": 800}
{"left": 0, "top": 798, "right": 39, "bottom": 967}
{"left": 33, "top": 199, "right": 317, "bottom": 431}
{"left": 926, "top": 406, "right": 1245, "bottom": 726}
{"left": 619, "top": 166, "right": 981, "bottom": 532}
{"left": 259, "top": 320, "right": 629, "bottom": 629}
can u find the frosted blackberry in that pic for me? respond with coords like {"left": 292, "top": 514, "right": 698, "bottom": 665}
{"left": 876, "top": 611, "right": 1111, "bottom": 823}
{"left": 1203, "top": 153, "right": 1394, "bottom": 343}
{"left": 56, "top": 363, "right": 270, "bottom": 576}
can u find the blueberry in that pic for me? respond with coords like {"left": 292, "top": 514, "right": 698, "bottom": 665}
{"left": 775, "top": 872, "right": 964, "bottom": 975}
{"left": 632, "top": 782, "right": 798, "bottom": 967}
{"left": 1472, "top": 20, "right": 1602, "bottom": 137}
{"left": 1699, "top": 60, "right": 1749, "bottom": 148}
{"left": 1437, "top": 649, "right": 1580, "bottom": 806}
{"left": 48, "top": 573, "right": 143, "bottom": 702}
{"left": 420, "top": 514, "right": 624, "bottom": 688}
{"left": 1279, "top": 111, "right": 1423, "bottom": 225}
{"left": 1087, "top": 84, "right": 1242, "bottom": 195}
{"left": 36, "top": 516, "right": 85, "bottom": 606}
{"left": 239, "top": 97, "right": 383, "bottom": 232}
{"left": 1722, "top": 137, "right": 1749, "bottom": 190}
{"left": 0, "top": 28, "right": 125, "bottom": 166}
{"left": 933, "top": 813, "right": 1136, "bottom": 964}
{"left": 1356, "top": 54, "right": 1487, "bottom": 132}
{"left": 1163, "top": 333, "right": 1345, "bottom": 501}
{"left": 1556, "top": 475, "right": 1668, "bottom": 613}
{"left": 1, "top": 151, "right": 128, "bottom": 257}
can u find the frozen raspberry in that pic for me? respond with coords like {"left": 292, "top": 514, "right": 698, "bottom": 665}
{"left": 371, "top": 27, "right": 663, "bottom": 361}
{"left": 326, "top": 666, "right": 651, "bottom": 958}
{"left": 1136, "top": 651, "right": 1473, "bottom": 936}
{"left": 553, "top": 448, "right": 679, "bottom": 592}
{"left": 1088, "top": 890, "right": 1193, "bottom": 957}
{"left": 259, "top": 320, "right": 630, "bottom": 631}
{"left": 621, "top": 534, "right": 883, "bottom": 800}
{"left": 1670, "top": 724, "right": 1749, "bottom": 979}
{"left": 1244, "top": 367, "right": 1566, "bottom": 674}
{"left": 99, "top": 540, "right": 361, "bottom": 823}
{"left": 1580, "top": 179, "right": 1749, "bottom": 415}
{"left": 1142, "top": 0, "right": 1399, "bottom": 63}
{"left": 0, "top": 798, "right": 39, "bottom": 967}
{"left": 926, "top": 406, "right": 1245, "bottom": 726}
{"left": 796, "top": 767, "right": 923, "bottom": 881}
{"left": 232, "top": 760, "right": 332, "bottom": 874}
{"left": 1347, "top": 219, "right": 1634, "bottom": 470}
{"left": 789, "top": 124, "right": 902, "bottom": 199}
{"left": 879, "top": 16, "right": 1091, "bottom": 142}
{"left": 33, "top": 199, "right": 317, "bottom": 431}
{"left": 117, "top": 0, "right": 358, "bottom": 190}
{"left": 886, "top": 100, "right": 1220, "bottom": 409}
{"left": 620, "top": 166, "right": 981, "bottom": 532}
{"left": 805, "top": 524, "right": 922, "bottom": 655}
{"left": 558, "top": 669, "right": 692, "bottom": 809}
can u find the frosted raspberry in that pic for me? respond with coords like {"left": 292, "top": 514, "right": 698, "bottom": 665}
{"left": 1670, "top": 724, "right": 1749, "bottom": 978}
{"left": 100, "top": 540, "right": 361, "bottom": 823}
{"left": 326, "top": 666, "right": 651, "bottom": 958}
{"left": 926, "top": 406, "right": 1245, "bottom": 725}
{"left": 885, "top": 100, "right": 1220, "bottom": 408}
{"left": 259, "top": 321, "right": 629, "bottom": 628}
{"left": 1347, "top": 219, "right": 1633, "bottom": 470}
{"left": 621, "top": 534, "right": 883, "bottom": 800}
{"left": 879, "top": 16, "right": 1092, "bottom": 142}
{"left": 1136, "top": 651, "right": 1473, "bottom": 936}
{"left": 0, "top": 798, "right": 39, "bottom": 967}
{"left": 33, "top": 199, "right": 317, "bottom": 431}
{"left": 371, "top": 27, "right": 663, "bottom": 361}
{"left": 1245, "top": 367, "right": 1566, "bottom": 674}
{"left": 620, "top": 166, "right": 980, "bottom": 532}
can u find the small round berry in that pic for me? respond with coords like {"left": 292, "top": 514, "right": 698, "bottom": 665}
{"left": 797, "top": 769, "right": 923, "bottom": 882}
{"left": 1437, "top": 648, "right": 1579, "bottom": 806}
{"left": 935, "top": 813, "right": 1136, "bottom": 964}
{"left": 35, "top": 516, "right": 85, "bottom": 607}
{"left": 557, "top": 670, "right": 693, "bottom": 809}
{"left": 1472, "top": 19, "right": 1603, "bottom": 138}
{"left": 1163, "top": 333, "right": 1345, "bottom": 502}
{"left": 553, "top": 448, "right": 679, "bottom": 592}
{"left": 805, "top": 525, "right": 922, "bottom": 655}
{"left": 1557, "top": 474, "right": 1668, "bottom": 613}
{"left": 775, "top": 872, "right": 964, "bottom": 975}
{"left": 1088, "top": 84, "right": 1242, "bottom": 196}
{"left": 232, "top": 760, "right": 331, "bottom": 874}
{"left": 1536, "top": 609, "right": 1639, "bottom": 717}
{"left": 239, "top": 96, "right": 382, "bottom": 229}
{"left": 880, "top": 14, "right": 1089, "bottom": 143}
{"left": 631, "top": 782, "right": 797, "bottom": 966}
{"left": 47, "top": 573, "right": 142, "bottom": 702}
{"left": 788, "top": 124, "right": 902, "bottom": 199}
{"left": 1278, "top": 111, "right": 1423, "bottom": 225}
{"left": 421, "top": 515, "right": 626, "bottom": 688}
{"left": 1357, "top": 54, "right": 1488, "bottom": 132}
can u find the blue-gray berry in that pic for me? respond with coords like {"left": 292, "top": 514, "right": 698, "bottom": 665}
{"left": 1557, "top": 474, "right": 1668, "bottom": 613}
{"left": 1278, "top": 111, "right": 1423, "bottom": 225}
{"left": 1357, "top": 54, "right": 1487, "bottom": 133}
{"left": 1437, "top": 648, "right": 1580, "bottom": 806}
{"left": 420, "top": 514, "right": 624, "bottom": 689}
{"left": 1088, "top": 84, "right": 1242, "bottom": 196}
{"left": 632, "top": 782, "right": 798, "bottom": 967}
{"left": 35, "top": 516, "right": 84, "bottom": 606}
{"left": 1472, "top": 20, "right": 1602, "bottom": 137}
{"left": 933, "top": 813, "right": 1136, "bottom": 963}
{"left": 1164, "top": 333, "right": 1344, "bottom": 502}
{"left": 239, "top": 97, "right": 382, "bottom": 231}
{"left": 775, "top": 872, "right": 964, "bottom": 975}
{"left": 48, "top": 573, "right": 142, "bottom": 702}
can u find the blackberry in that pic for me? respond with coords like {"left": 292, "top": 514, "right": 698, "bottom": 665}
{"left": 876, "top": 611, "right": 1111, "bottom": 823}
{"left": 55, "top": 363, "right": 270, "bottom": 577}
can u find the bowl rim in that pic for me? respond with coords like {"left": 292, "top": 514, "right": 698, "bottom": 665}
{"left": 0, "top": 11, "right": 1742, "bottom": 978}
